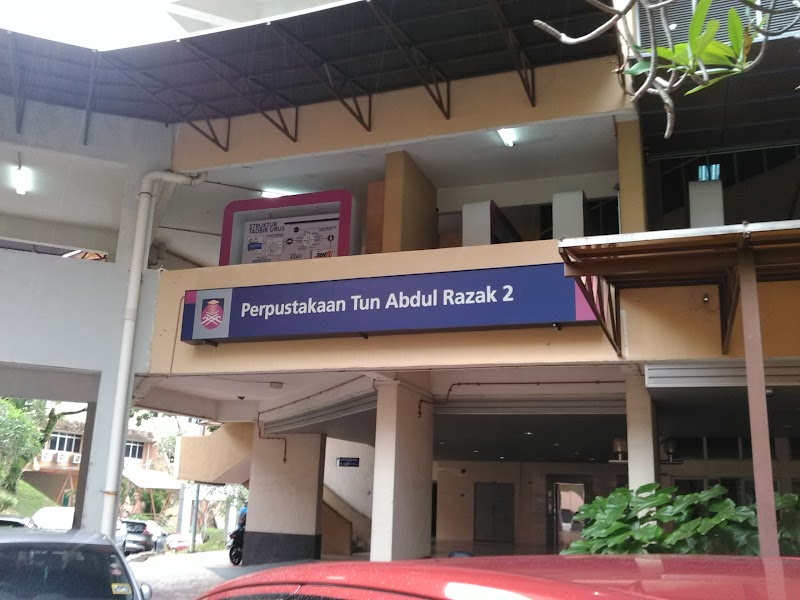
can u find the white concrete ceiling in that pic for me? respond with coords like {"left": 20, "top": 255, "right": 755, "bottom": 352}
{"left": 156, "top": 114, "right": 620, "bottom": 265}
{"left": 0, "top": 142, "right": 127, "bottom": 230}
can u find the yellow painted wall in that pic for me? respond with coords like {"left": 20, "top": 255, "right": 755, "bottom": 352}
{"left": 383, "top": 152, "right": 438, "bottom": 253}
{"left": 623, "top": 281, "right": 800, "bottom": 360}
{"left": 172, "top": 58, "right": 630, "bottom": 172}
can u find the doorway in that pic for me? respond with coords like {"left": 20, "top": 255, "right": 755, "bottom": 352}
{"left": 545, "top": 475, "right": 593, "bottom": 552}
{"left": 473, "top": 482, "right": 514, "bottom": 543}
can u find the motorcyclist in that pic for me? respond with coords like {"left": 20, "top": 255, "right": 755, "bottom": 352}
{"left": 237, "top": 501, "right": 247, "bottom": 530}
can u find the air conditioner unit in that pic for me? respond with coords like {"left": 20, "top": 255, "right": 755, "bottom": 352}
{"left": 56, "top": 452, "right": 68, "bottom": 463}
{"left": 41, "top": 450, "right": 53, "bottom": 462}
{"left": 72, "top": 454, "right": 81, "bottom": 464}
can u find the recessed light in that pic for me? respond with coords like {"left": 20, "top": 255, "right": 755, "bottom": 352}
{"left": 439, "top": 442, "right": 445, "bottom": 445}
{"left": 497, "top": 128, "right": 517, "bottom": 147}
{"left": 261, "top": 188, "right": 289, "bottom": 198}
{"left": 574, "top": 451, "right": 580, "bottom": 455}
{"left": 472, "top": 450, "right": 479, "bottom": 453}
{"left": 524, "top": 432, "right": 533, "bottom": 436}
{"left": 553, "top": 442, "right": 560, "bottom": 447}
{"left": 499, "top": 456, "right": 505, "bottom": 460}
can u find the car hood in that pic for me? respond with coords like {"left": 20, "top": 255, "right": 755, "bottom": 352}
{"left": 198, "top": 554, "right": 800, "bottom": 600}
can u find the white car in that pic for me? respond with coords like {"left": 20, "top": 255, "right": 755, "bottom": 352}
{"left": 30, "top": 507, "right": 128, "bottom": 551}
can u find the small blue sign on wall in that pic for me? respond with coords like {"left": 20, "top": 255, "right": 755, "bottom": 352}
{"left": 336, "top": 457, "right": 360, "bottom": 467}
{"left": 181, "top": 264, "right": 592, "bottom": 344}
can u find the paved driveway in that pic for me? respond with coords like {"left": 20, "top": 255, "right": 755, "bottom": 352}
{"left": 129, "top": 550, "right": 271, "bottom": 599}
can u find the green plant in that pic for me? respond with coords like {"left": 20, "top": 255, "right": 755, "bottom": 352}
{"left": 563, "top": 483, "right": 759, "bottom": 555}
{"left": 625, "top": 0, "right": 761, "bottom": 95}
{"left": 0, "top": 490, "right": 17, "bottom": 513}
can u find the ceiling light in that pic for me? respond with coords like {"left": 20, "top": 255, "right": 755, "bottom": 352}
{"left": 269, "top": 382, "right": 284, "bottom": 390}
{"left": 62, "top": 249, "right": 82, "bottom": 258}
{"left": 472, "top": 450, "right": 479, "bottom": 453}
{"left": 524, "top": 431, "right": 533, "bottom": 436}
{"left": 553, "top": 442, "right": 560, "bottom": 446}
{"left": 497, "top": 128, "right": 517, "bottom": 147}
{"left": 499, "top": 456, "right": 505, "bottom": 460}
{"left": 11, "top": 157, "right": 32, "bottom": 195}
{"left": 261, "top": 189, "right": 287, "bottom": 198}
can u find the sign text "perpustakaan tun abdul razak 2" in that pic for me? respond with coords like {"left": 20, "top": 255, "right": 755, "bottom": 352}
{"left": 180, "top": 264, "right": 593, "bottom": 344}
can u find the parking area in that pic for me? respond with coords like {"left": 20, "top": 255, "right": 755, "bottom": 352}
{"left": 129, "top": 551, "right": 270, "bottom": 599}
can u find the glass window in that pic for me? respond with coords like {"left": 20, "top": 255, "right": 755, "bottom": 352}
{"left": 47, "top": 432, "right": 82, "bottom": 453}
{"left": 124, "top": 442, "right": 144, "bottom": 460}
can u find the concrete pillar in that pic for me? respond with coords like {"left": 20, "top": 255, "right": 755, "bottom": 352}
{"left": 365, "top": 181, "right": 385, "bottom": 254}
{"left": 462, "top": 200, "right": 492, "bottom": 246}
{"left": 78, "top": 370, "right": 128, "bottom": 531}
{"left": 616, "top": 118, "right": 647, "bottom": 233}
{"left": 625, "top": 375, "right": 657, "bottom": 491}
{"left": 371, "top": 380, "right": 434, "bottom": 561}
{"left": 688, "top": 180, "right": 725, "bottom": 228}
{"left": 552, "top": 191, "right": 585, "bottom": 239}
{"left": 244, "top": 432, "right": 326, "bottom": 565}
{"left": 72, "top": 402, "right": 96, "bottom": 529}
{"left": 383, "top": 151, "right": 438, "bottom": 253}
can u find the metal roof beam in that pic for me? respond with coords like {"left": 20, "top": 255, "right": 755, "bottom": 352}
{"left": 180, "top": 40, "right": 298, "bottom": 142}
{"left": 7, "top": 32, "right": 26, "bottom": 134}
{"left": 486, "top": 0, "right": 535, "bottom": 106}
{"left": 368, "top": 0, "right": 450, "bottom": 119}
{"left": 101, "top": 55, "right": 231, "bottom": 152}
{"left": 269, "top": 22, "right": 372, "bottom": 132}
{"left": 81, "top": 52, "right": 99, "bottom": 145}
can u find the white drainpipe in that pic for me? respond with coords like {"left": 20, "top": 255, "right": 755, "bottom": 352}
{"left": 100, "top": 170, "right": 206, "bottom": 538}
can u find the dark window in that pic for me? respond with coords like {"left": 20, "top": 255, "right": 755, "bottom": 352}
{"left": 671, "top": 437, "right": 704, "bottom": 460}
{"left": 706, "top": 437, "right": 740, "bottom": 460}
{"left": 789, "top": 438, "right": 800, "bottom": 460}
{"left": 48, "top": 432, "right": 81, "bottom": 453}
{"left": 673, "top": 478, "right": 705, "bottom": 495}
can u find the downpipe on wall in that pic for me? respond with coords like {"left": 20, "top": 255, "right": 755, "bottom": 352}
{"left": 100, "top": 170, "right": 206, "bottom": 538}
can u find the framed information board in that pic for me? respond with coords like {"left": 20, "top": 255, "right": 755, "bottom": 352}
{"left": 218, "top": 189, "right": 361, "bottom": 266}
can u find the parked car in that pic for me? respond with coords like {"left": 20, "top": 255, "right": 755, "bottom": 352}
{"left": 30, "top": 506, "right": 128, "bottom": 552}
{"left": 0, "top": 516, "right": 31, "bottom": 528}
{"left": 122, "top": 519, "right": 156, "bottom": 554}
{"left": 197, "top": 554, "right": 800, "bottom": 599}
{"left": 0, "top": 528, "right": 152, "bottom": 599}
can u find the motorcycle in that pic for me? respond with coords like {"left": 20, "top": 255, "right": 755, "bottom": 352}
{"left": 227, "top": 528, "right": 244, "bottom": 565}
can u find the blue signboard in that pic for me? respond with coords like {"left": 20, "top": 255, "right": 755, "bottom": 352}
{"left": 181, "top": 264, "right": 592, "bottom": 344}
{"left": 336, "top": 457, "right": 360, "bottom": 467}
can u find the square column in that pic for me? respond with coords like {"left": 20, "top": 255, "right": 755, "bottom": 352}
{"left": 615, "top": 118, "right": 647, "bottom": 233}
{"left": 688, "top": 180, "right": 725, "bottom": 228}
{"left": 625, "top": 375, "right": 657, "bottom": 490}
{"left": 244, "top": 432, "right": 326, "bottom": 565}
{"left": 552, "top": 191, "right": 585, "bottom": 239}
{"left": 371, "top": 380, "right": 434, "bottom": 561}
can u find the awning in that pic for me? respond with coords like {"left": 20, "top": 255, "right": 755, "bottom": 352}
{"left": 123, "top": 467, "right": 183, "bottom": 491}
{"left": 558, "top": 220, "right": 800, "bottom": 355}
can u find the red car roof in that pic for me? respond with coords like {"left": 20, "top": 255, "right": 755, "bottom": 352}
{"left": 198, "top": 554, "right": 800, "bottom": 599}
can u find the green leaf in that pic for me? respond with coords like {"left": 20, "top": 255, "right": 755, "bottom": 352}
{"left": 728, "top": 8, "right": 744, "bottom": 60}
{"left": 631, "top": 493, "right": 671, "bottom": 512}
{"left": 632, "top": 524, "right": 662, "bottom": 542}
{"left": 692, "top": 19, "right": 720, "bottom": 59}
{"left": 689, "top": 0, "right": 713, "bottom": 56}
{"left": 698, "top": 485, "right": 727, "bottom": 503}
{"left": 685, "top": 72, "right": 737, "bottom": 94}
{"left": 607, "top": 530, "right": 634, "bottom": 548}
{"left": 634, "top": 482, "right": 660, "bottom": 497}
{"left": 624, "top": 60, "right": 652, "bottom": 76}
{"left": 699, "top": 40, "right": 737, "bottom": 66}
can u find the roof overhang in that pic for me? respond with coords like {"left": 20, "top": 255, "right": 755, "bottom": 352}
{"left": 558, "top": 221, "right": 800, "bottom": 355}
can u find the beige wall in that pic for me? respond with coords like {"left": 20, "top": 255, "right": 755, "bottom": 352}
{"left": 616, "top": 118, "right": 647, "bottom": 233}
{"left": 151, "top": 240, "right": 800, "bottom": 378}
{"left": 150, "top": 240, "right": 620, "bottom": 376}
{"left": 623, "top": 281, "right": 800, "bottom": 360}
{"left": 383, "top": 151, "right": 438, "bottom": 253}
{"left": 364, "top": 181, "right": 385, "bottom": 254}
{"left": 434, "top": 461, "right": 624, "bottom": 547}
{"left": 173, "top": 58, "right": 630, "bottom": 172}
{"left": 176, "top": 423, "right": 253, "bottom": 483}
{"left": 321, "top": 503, "right": 352, "bottom": 555}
